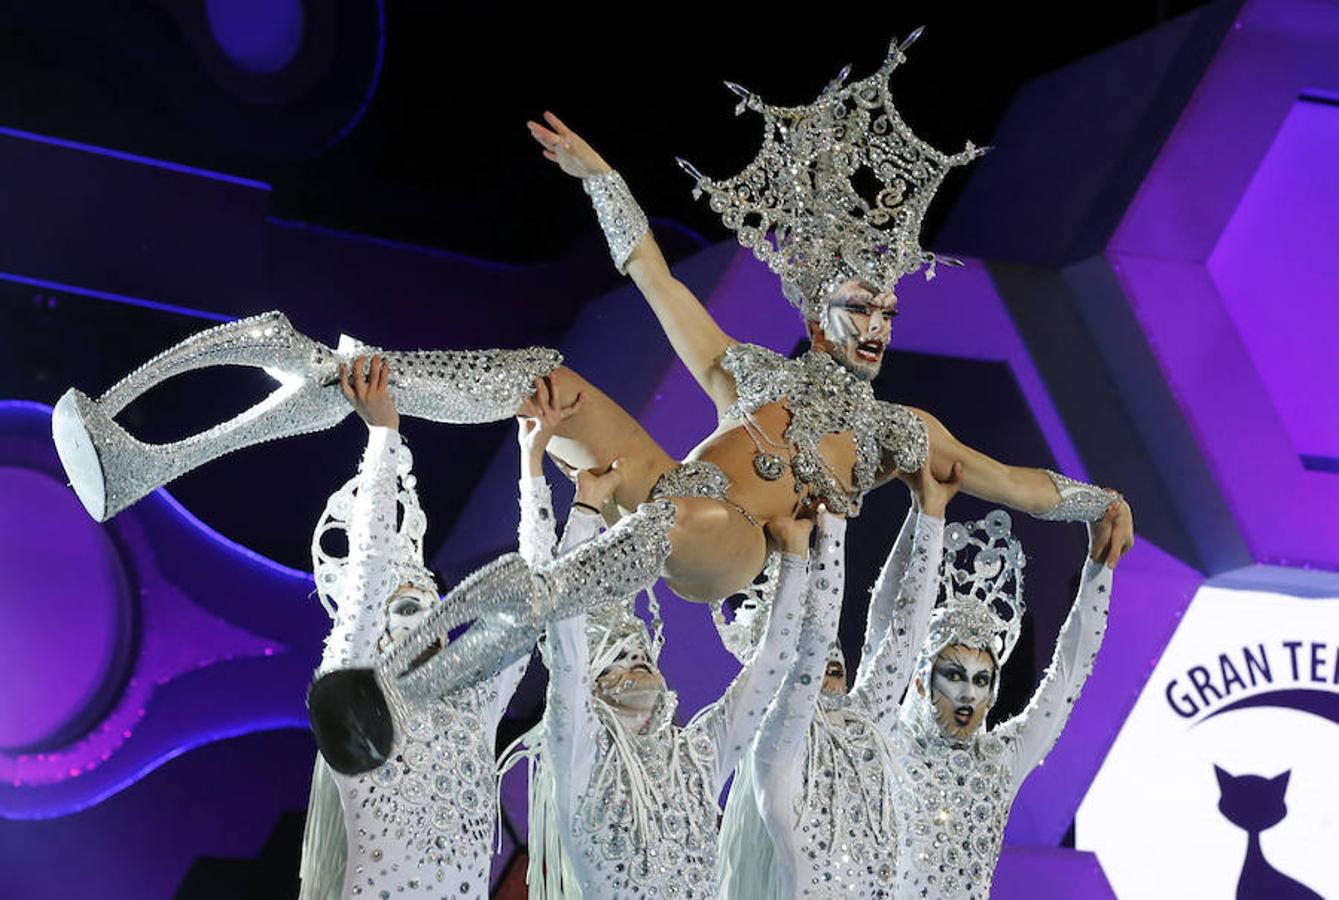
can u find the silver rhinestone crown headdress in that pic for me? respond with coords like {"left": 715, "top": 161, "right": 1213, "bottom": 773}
{"left": 586, "top": 590, "right": 666, "bottom": 673}
{"left": 928, "top": 509, "right": 1026, "bottom": 664}
{"left": 677, "top": 28, "right": 987, "bottom": 320}
{"left": 312, "top": 440, "right": 439, "bottom": 619}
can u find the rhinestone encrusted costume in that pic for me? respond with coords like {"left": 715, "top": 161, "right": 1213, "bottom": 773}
{"left": 731, "top": 511, "right": 944, "bottom": 899}
{"left": 532, "top": 518, "right": 813, "bottom": 899}
{"left": 890, "top": 556, "right": 1113, "bottom": 898}
{"left": 722, "top": 343, "right": 927, "bottom": 515}
{"left": 309, "top": 427, "right": 532, "bottom": 899}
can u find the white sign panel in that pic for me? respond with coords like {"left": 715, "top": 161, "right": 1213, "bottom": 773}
{"left": 1077, "top": 585, "right": 1338, "bottom": 899}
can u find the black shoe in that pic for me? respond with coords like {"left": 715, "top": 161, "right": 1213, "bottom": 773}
{"left": 306, "top": 668, "right": 395, "bottom": 776}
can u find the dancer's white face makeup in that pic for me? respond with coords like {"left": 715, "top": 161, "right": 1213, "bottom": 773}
{"left": 382, "top": 584, "right": 435, "bottom": 648}
{"left": 928, "top": 644, "right": 996, "bottom": 741}
{"left": 595, "top": 644, "right": 667, "bottom": 716}
{"left": 821, "top": 642, "right": 848, "bottom": 697}
{"left": 812, "top": 279, "right": 897, "bottom": 381}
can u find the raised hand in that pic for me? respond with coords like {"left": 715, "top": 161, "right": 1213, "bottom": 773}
{"left": 526, "top": 111, "right": 612, "bottom": 179}
{"left": 574, "top": 461, "right": 623, "bottom": 516}
{"left": 1094, "top": 498, "right": 1133, "bottom": 569}
{"left": 339, "top": 354, "right": 399, "bottom": 431}
{"left": 900, "top": 461, "right": 964, "bottom": 519}
{"left": 766, "top": 513, "right": 816, "bottom": 559}
{"left": 517, "top": 376, "right": 584, "bottom": 478}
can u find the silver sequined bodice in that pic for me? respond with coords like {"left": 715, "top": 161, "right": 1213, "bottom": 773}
{"left": 722, "top": 344, "right": 927, "bottom": 515}
{"left": 888, "top": 731, "right": 1012, "bottom": 900}
{"left": 794, "top": 701, "right": 900, "bottom": 897}
{"left": 572, "top": 724, "right": 721, "bottom": 899}
{"left": 336, "top": 680, "right": 503, "bottom": 899}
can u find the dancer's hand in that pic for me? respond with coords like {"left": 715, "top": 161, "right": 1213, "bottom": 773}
{"left": 340, "top": 354, "right": 399, "bottom": 431}
{"left": 526, "top": 111, "right": 612, "bottom": 179}
{"left": 1091, "top": 498, "right": 1132, "bottom": 569}
{"left": 517, "top": 377, "right": 584, "bottom": 479}
{"left": 901, "top": 461, "right": 963, "bottom": 519}
{"left": 575, "top": 460, "right": 622, "bottom": 515}
{"left": 766, "top": 515, "right": 815, "bottom": 559}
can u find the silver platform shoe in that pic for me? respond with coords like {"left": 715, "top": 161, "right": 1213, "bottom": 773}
{"left": 53, "top": 311, "right": 561, "bottom": 521}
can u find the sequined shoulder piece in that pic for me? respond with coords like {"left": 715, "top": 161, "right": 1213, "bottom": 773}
{"left": 722, "top": 342, "right": 794, "bottom": 420}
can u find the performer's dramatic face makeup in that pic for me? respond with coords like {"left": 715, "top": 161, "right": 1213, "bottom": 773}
{"left": 815, "top": 279, "right": 898, "bottom": 381}
{"left": 382, "top": 584, "right": 435, "bottom": 649}
{"left": 821, "top": 641, "right": 848, "bottom": 697}
{"left": 595, "top": 643, "right": 667, "bottom": 714}
{"left": 929, "top": 644, "right": 996, "bottom": 740}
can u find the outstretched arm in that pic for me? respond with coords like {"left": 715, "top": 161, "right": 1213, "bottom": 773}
{"left": 751, "top": 513, "right": 845, "bottom": 828}
{"left": 688, "top": 514, "right": 823, "bottom": 794}
{"left": 996, "top": 511, "right": 1116, "bottom": 788}
{"left": 527, "top": 112, "right": 740, "bottom": 413}
{"left": 902, "top": 406, "right": 1133, "bottom": 567}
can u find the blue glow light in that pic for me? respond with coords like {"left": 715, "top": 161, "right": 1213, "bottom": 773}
{"left": 0, "top": 271, "right": 233, "bottom": 323}
{"left": 0, "top": 125, "right": 271, "bottom": 192}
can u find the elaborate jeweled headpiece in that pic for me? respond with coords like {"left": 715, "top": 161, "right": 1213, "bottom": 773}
{"left": 677, "top": 29, "right": 987, "bottom": 320}
{"left": 711, "top": 553, "right": 782, "bottom": 664}
{"left": 312, "top": 440, "right": 439, "bottom": 620}
{"left": 582, "top": 590, "right": 678, "bottom": 733}
{"left": 928, "top": 509, "right": 1027, "bottom": 666}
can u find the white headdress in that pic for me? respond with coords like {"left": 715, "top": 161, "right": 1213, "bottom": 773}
{"left": 311, "top": 439, "right": 439, "bottom": 668}
{"left": 903, "top": 510, "right": 1026, "bottom": 740}
{"left": 678, "top": 29, "right": 987, "bottom": 320}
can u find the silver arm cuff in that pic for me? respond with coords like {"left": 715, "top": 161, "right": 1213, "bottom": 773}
{"left": 1034, "top": 469, "right": 1120, "bottom": 522}
{"left": 582, "top": 170, "right": 648, "bottom": 274}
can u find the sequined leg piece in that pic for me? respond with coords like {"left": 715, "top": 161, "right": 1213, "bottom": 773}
{"left": 380, "top": 500, "right": 676, "bottom": 703}
{"left": 1033, "top": 470, "right": 1121, "bottom": 523}
{"left": 53, "top": 312, "right": 347, "bottom": 522}
{"left": 52, "top": 311, "right": 562, "bottom": 521}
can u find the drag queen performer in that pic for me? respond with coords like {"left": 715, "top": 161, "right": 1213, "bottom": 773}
{"left": 516, "top": 467, "right": 823, "bottom": 898}
{"left": 884, "top": 507, "right": 1116, "bottom": 898}
{"left": 717, "top": 463, "right": 960, "bottom": 899}
{"left": 297, "top": 356, "right": 614, "bottom": 899}
{"left": 51, "top": 33, "right": 1130, "bottom": 701}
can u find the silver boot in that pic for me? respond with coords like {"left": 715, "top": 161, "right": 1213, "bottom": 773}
{"left": 380, "top": 500, "right": 676, "bottom": 701}
{"left": 52, "top": 311, "right": 561, "bottom": 521}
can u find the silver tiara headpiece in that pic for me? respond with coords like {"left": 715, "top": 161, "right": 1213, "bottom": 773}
{"left": 677, "top": 29, "right": 987, "bottom": 320}
{"left": 927, "top": 509, "right": 1026, "bottom": 665}
{"left": 312, "top": 440, "right": 439, "bottom": 619}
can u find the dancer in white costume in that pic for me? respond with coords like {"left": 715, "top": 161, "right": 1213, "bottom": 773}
{"left": 717, "top": 463, "right": 960, "bottom": 899}
{"left": 514, "top": 468, "right": 824, "bottom": 899}
{"left": 298, "top": 357, "right": 588, "bottom": 899}
{"left": 882, "top": 507, "right": 1116, "bottom": 899}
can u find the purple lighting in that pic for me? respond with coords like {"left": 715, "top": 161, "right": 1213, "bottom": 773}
{"left": 1207, "top": 96, "right": 1339, "bottom": 464}
{"left": 205, "top": 0, "right": 305, "bottom": 75}
{"left": 0, "top": 468, "right": 130, "bottom": 751}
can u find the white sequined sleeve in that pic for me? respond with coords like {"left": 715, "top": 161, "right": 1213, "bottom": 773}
{"left": 480, "top": 476, "right": 557, "bottom": 729}
{"left": 689, "top": 526, "right": 826, "bottom": 794}
{"left": 855, "top": 507, "right": 918, "bottom": 680}
{"left": 849, "top": 514, "right": 944, "bottom": 733}
{"left": 321, "top": 425, "right": 402, "bottom": 670}
{"left": 997, "top": 559, "right": 1112, "bottom": 787}
{"left": 542, "top": 508, "right": 606, "bottom": 814}
{"left": 751, "top": 516, "right": 845, "bottom": 831}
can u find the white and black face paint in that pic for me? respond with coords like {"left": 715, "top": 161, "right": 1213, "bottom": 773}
{"left": 930, "top": 644, "right": 997, "bottom": 741}
{"left": 595, "top": 641, "right": 667, "bottom": 714}
{"left": 821, "top": 640, "right": 849, "bottom": 697}
{"left": 817, "top": 279, "right": 898, "bottom": 381}
{"left": 382, "top": 584, "right": 437, "bottom": 649}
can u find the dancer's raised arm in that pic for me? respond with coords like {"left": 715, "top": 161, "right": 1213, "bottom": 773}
{"left": 528, "top": 112, "right": 740, "bottom": 413}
